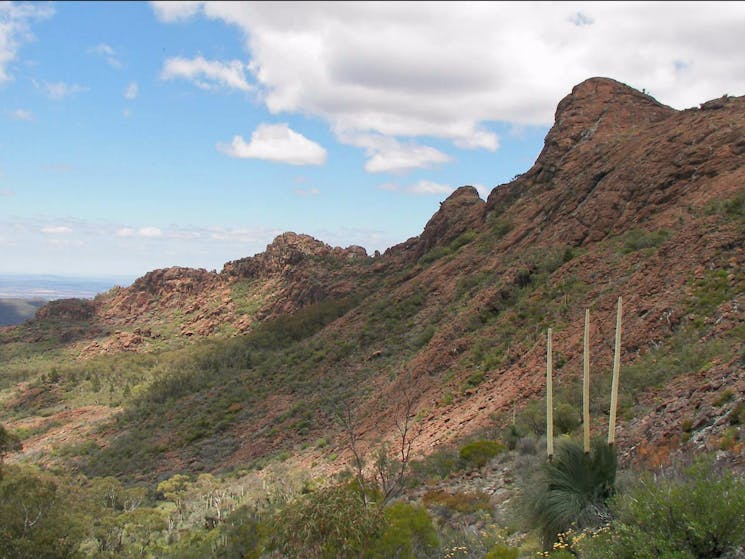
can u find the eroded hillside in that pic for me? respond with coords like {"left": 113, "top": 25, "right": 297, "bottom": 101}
{"left": 2, "top": 77, "right": 744, "bottom": 482}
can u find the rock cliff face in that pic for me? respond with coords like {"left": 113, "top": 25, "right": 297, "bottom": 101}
{"left": 35, "top": 299, "right": 97, "bottom": 322}
{"left": 16, "top": 232, "right": 374, "bottom": 353}
{"left": 222, "top": 232, "right": 367, "bottom": 279}
{"left": 487, "top": 77, "right": 745, "bottom": 248}
{"left": 385, "top": 186, "right": 485, "bottom": 263}
{"left": 8, "top": 77, "right": 744, "bottom": 473}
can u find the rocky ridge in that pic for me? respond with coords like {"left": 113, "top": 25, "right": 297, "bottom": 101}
{"left": 5, "top": 77, "right": 744, "bottom": 475}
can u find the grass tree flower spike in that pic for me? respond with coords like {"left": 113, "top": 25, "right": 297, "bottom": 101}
{"left": 584, "top": 309, "right": 591, "bottom": 454}
{"left": 608, "top": 297, "right": 623, "bottom": 446}
{"left": 546, "top": 327, "right": 553, "bottom": 460}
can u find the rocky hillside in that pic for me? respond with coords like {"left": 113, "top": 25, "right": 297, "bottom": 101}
{"left": 2, "top": 77, "right": 743, "bottom": 481}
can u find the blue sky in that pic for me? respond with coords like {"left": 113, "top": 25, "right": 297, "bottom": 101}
{"left": 1, "top": 2, "right": 744, "bottom": 280}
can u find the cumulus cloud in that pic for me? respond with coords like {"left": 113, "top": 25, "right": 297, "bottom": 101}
{"left": 124, "top": 81, "right": 138, "bottom": 99}
{"left": 217, "top": 123, "right": 327, "bottom": 166}
{"left": 0, "top": 2, "right": 54, "bottom": 83}
{"left": 161, "top": 55, "right": 252, "bottom": 91}
{"left": 339, "top": 132, "right": 450, "bottom": 174}
{"left": 89, "top": 43, "right": 122, "bottom": 68}
{"left": 380, "top": 180, "right": 454, "bottom": 196}
{"left": 153, "top": 2, "right": 745, "bottom": 147}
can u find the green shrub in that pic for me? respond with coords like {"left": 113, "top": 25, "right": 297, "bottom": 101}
{"left": 412, "top": 324, "right": 436, "bottom": 348}
{"left": 365, "top": 502, "right": 439, "bottom": 559}
{"left": 714, "top": 389, "right": 735, "bottom": 406}
{"left": 218, "top": 505, "right": 262, "bottom": 559}
{"left": 525, "top": 439, "right": 616, "bottom": 550}
{"left": 554, "top": 402, "right": 580, "bottom": 435}
{"left": 0, "top": 465, "right": 86, "bottom": 559}
{"left": 577, "top": 456, "right": 745, "bottom": 559}
{"left": 704, "top": 192, "right": 745, "bottom": 219}
{"left": 464, "top": 371, "right": 486, "bottom": 389}
{"left": 459, "top": 440, "right": 505, "bottom": 468}
{"left": 267, "top": 483, "right": 381, "bottom": 558}
{"left": 423, "top": 489, "right": 491, "bottom": 514}
{"left": 419, "top": 246, "right": 452, "bottom": 266}
{"left": 409, "top": 448, "right": 462, "bottom": 482}
{"left": 449, "top": 230, "right": 478, "bottom": 251}
{"left": 729, "top": 400, "right": 745, "bottom": 425}
{"left": 502, "top": 423, "right": 522, "bottom": 450}
{"left": 617, "top": 228, "right": 671, "bottom": 253}
{"left": 484, "top": 543, "right": 520, "bottom": 559}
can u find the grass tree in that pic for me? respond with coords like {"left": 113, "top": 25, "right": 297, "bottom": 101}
{"left": 533, "top": 298, "right": 623, "bottom": 549}
{"left": 528, "top": 438, "right": 617, "bottom": 549}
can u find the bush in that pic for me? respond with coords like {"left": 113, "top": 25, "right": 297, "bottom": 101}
{"left": 577, "top": 456, "right": 745, "bottom": 559}
{"left": 418, "top": 246, "right": 453, "bottom": 266}
{"left": 554, "top": 403, "right": 580, "bottom": 435}
{"left": 618, "top": 228, "right": 670, "bottom": 253}
{"left": 422, "top": 489, "right": 492, "bottom": 514}
{"left": 366, "top": 502, "right": 439, "bottom": 559}
{"left": 525, "top": 439, "right": 616, "bottom": 550}
{"left": 0, "top": 466, "right": 86, "bottom": 559}
{"left": 409, "top": 448, "right": 462, "bottom": 483}
{"left": 484, "top": 543, "right": 519, "bottom": 559}
{"left": 459, "top": 440, "right": 505, "bottom": 468}
{"left": 267, "top": 483, "right": 382, "bottom": 558}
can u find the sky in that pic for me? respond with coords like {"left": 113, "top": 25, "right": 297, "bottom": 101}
{"left": 1, "top": 1, "right": 745, "bottom": 281}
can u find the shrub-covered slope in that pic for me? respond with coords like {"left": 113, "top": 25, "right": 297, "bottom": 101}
{"left": 2, "top": 77, "right": 744, "bottom": 481}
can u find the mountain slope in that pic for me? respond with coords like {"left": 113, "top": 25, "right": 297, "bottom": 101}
{"left": 2, "top": 77, "right": 744, "bottom": 480}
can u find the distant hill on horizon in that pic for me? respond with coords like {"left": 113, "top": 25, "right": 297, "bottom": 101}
{"left": 0, "top": 274, "right": 136, "bottom": 301}
{"left": 0, "top": 298, "right": 47, "bottom": 326}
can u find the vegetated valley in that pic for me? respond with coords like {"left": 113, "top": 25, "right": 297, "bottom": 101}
{"left": 2, "top": 77, "right": 744, "bottom": 558}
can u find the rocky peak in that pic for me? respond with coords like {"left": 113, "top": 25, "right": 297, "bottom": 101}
{"left": 416, "top": 185, "right": 485, "bottom": 257}
{"left": 35, "top": 299, "right": 97, "bottom": 322}
{"left": 527, "top": 77, "right": 676, "bottom": 184}
{"left": 222, "top": 232, "right": 368, "bottom": 279}
{"left": 130, "top": 267, "right": 218, "bottom": 296}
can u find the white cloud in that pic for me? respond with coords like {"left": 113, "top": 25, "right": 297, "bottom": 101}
{"left": 42, "top": 81, "right": 88, "bottom": 100}
{"left": 472, "top": 184, "right": 490, "bottom": 200}
{"left": 89, "top": 43, "right": 122, "bottom": 68}
{"left": 124, "top": 81, "right": 138, "bottom": 99}
{"left": 154, "top": 2, "right": 745, "bottom": 143}
{"left": 217, "top": 123, "right": 327, "bottom": 166}
{"left": 116, "top": 226, "right": 162, "bottom": 238}
{"left": 9, "top": 108, "right": 32, "bottom": 121}
{"left": 161, "top": 55, "right": 252, "bottom": 91}
{"left": 294, "top": 187, "right": 320, "bottom": 197}
{"left": 379, "top": 180, "right": 454, "bottom": 196}
{"left": 1, "top": 188, "right": 14, "bottom": 197}
{"left": 41, "top": 225, "right": 73, "bottom": 234}
{"left": 139, "top": 226, "right": 163, "bottom": 237}
{"left": 0, "top": 2, "right": 54, "bottom": 83}
{"left": 151, "top": 1, "right": 204, "bottom": 23}
{"left": 339, "top": 132, "right": 451, "bottom": 174}
{"left": 90, "top": 43, "right": 115, "bottom": 56}
{"left": 408, "top": 180, "right": 454, "bottom": 196}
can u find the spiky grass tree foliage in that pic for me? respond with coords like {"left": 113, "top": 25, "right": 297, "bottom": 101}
{"left": 527, "top": 438, "right": 617, "bottom": 550}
